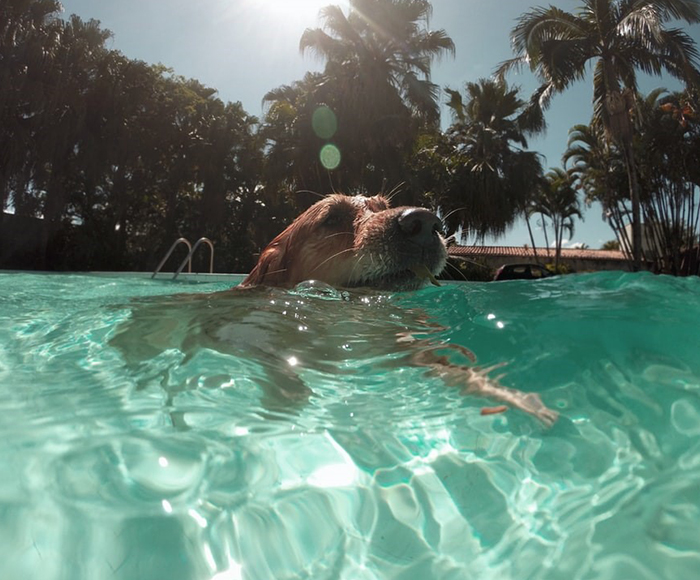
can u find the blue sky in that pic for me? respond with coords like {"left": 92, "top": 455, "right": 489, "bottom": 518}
{"left": 59, "top": 0, "right": 698, "bottom": 249}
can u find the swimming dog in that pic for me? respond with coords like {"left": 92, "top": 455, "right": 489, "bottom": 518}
{"left": 236, "top": 193, "right": 557, "bottom": 424}
{"left": 112, "top": 194, "right": 558, "bottom": 426}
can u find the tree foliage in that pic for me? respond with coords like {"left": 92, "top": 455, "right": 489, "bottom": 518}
{"left": 498, "top": 0, "right": 700, "bottom": 269}
{"left": 565, "top": 88, "right": 700, "bottom": 274}
{"left": 423, "top": 78, "right": 544, "bottom": 241}
{"left": 633, "top": 88, "right": 700, "bottom": 273}
{"left": 268, "top": 0, "right": 455, "bottom": 199}
{"left": 0, "top": 0, "right": 270, "bottom": 271}
{"left": 531, "top": 167, "right": 583, "bottom": 269}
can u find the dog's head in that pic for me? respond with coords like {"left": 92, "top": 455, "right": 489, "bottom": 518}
{"left": 240, "top": 194, "right": 447, "bottom": 290}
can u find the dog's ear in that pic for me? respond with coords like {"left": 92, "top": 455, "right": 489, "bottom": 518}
{"left": 239, "top": 240, "right": 289, "bottom": 288}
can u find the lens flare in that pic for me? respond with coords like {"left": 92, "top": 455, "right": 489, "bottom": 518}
{"left": 312, "top": 105, "right": 337, "bottom": 139}
{"left": 319, "top": 143, "right": 341, "bottom": 170}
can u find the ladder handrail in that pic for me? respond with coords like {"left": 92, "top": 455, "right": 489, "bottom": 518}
{"left": 151, "top": 237, "right": 192, "bottom": 279}
{"left": 173, "top": 237, "right": 214, "bottom": 280}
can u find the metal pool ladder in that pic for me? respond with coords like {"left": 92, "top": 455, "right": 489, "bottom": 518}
{"left": 152, "top": 237, "right": 214, "bottom": 280}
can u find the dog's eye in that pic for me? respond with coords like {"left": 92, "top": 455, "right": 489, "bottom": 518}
{"left": 322, "top": 212, "right": 344, "bottom": 228}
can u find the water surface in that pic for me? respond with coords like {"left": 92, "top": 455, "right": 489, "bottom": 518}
{"left": 1, "top": 271, "right": 699, "bottom": 580}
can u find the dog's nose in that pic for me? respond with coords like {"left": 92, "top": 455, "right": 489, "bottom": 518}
{"left": 398, "top": 208, "right": 443, "bottom": 244}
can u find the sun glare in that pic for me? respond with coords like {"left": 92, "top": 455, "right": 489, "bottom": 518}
{"left": 240, "top": 0, "right": 347, "bottom": 27}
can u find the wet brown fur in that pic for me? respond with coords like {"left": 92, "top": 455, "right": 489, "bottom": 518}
{"left": 240, "top": 194, "right": 447, "bottom": 290}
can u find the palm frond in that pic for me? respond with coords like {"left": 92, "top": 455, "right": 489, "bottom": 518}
{"left": 299, "top": 28, "right": 344, "bottom": 61}
{"left": 444, "top": 87, "right": 466, "bottom": 123}
{"left": 402, "top": 73, "right": 440, "bottom": 122}
{"left": 494, "top": 55, "right": 529, "bottom": 80}
{"left": 621, "top": 0, "right": 700, "bottom": 23}
{"left": 319, "top": 5, "right": 363, "bottom": 46}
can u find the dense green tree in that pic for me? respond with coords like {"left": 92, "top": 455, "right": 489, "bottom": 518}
{"left": 497, "top": 0, "right": 700, "bottom": 270}
{"left": 433, "top": 78, "right": 544, "bottom": 240}
{"left": 38, "top": 16, "right": 112, "bottom": 265}
{"left": 293, "top": 0, "right": 454, "bottom": 196}
{"left": 0, "top": 0, "right": 63, "bottom": 215}
{"left": 261, "top": 72, "right": 335, "bottom": 201}
{"left": 601, "top": 239, "right": 621, "bottom": 250}
{"left": 0, "top": 1, "right": 267, "bottom": 272}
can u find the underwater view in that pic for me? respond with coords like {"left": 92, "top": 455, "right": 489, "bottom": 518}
{"left": 1, "top": 271, "right": 699, "bottom": 580}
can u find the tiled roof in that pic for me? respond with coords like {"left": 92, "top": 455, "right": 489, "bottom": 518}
{"left": 448, "top": 245, "right": 627, "bottom": 262}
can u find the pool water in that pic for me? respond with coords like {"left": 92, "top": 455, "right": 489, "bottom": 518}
{"left": 1, "top": 271, "right": 699, "bottom": 580}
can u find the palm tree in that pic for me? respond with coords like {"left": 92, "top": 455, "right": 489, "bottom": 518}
{"left": 535, "top": 167, "right": 583, "bottom": 270}
{"left": 298, "top": 0, "right": 454, "bottom": 193}
{"left": 634, "top": 88, "right": 700, "bottom": 273}
{"left": 440, "top": 78, "right": 544, "bottom": 240}
{"left": 564, "top": 122, "right": 631, "bottom": 254}
{"left": 524, "top": 194, "right": 552, "bottom": 262}
{"left": 301, "top": 0, "right": 454, "bottom": 124}
{"left": 524, "top": 206, "right": 542, "bottom": 264}
{"left": 497, "top": 0, "right": 700, "bottom": 270}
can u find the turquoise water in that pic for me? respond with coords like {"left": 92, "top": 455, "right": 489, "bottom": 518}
{"left": 1, "top": 271, "right": 699, "bottom": 580}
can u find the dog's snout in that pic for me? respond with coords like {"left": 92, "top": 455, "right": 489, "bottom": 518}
{"left": 398, "top": 208, "right": 442, "bottom": 243}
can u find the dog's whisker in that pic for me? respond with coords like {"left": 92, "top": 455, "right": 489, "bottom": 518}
{"left": 323, "top": 231, "right": 354, "bottom": 241}
{"left": 445, "top": 260, "right": 469, "bottom": 281}
{"left": 328, "top": 177, "right": 340, "bottom": 196}
{"left": 309, "top": 247, "right": 356, "bottom": 274}
{"left": 441, "top": 206, "right": 466, "bottom": 223}
{"left": 261, "top": 267, "right": 288, "bottom": 276}
{"left": 386, "top": 182, "right": 405, "bottom": 204}
{"left": 346, "top": 252, "right": 368, "bottom": 285}
{"left": 296, "top": 189, "right": 325, "bottom": 200}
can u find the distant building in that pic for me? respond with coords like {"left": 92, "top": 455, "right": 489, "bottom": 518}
{"left": 447, "top": 245, "right": 630, "bottom": 274}
{"left": 618, "top": 223, "right": 662, "bottom": 259}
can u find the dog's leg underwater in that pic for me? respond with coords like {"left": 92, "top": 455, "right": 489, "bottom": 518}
{"left": 413, "top": 345, "right": 559, "bottom": 426}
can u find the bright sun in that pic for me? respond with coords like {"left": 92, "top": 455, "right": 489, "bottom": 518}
{"left": 221, "top": 0, "right": 350, "bottom": 64}
{"left": 240, "top": 0, "right": 348, "bottom": 28}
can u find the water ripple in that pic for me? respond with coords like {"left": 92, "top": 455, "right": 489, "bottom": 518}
{"left": 1, "top": 272, "right": 700, "bottom": 579}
